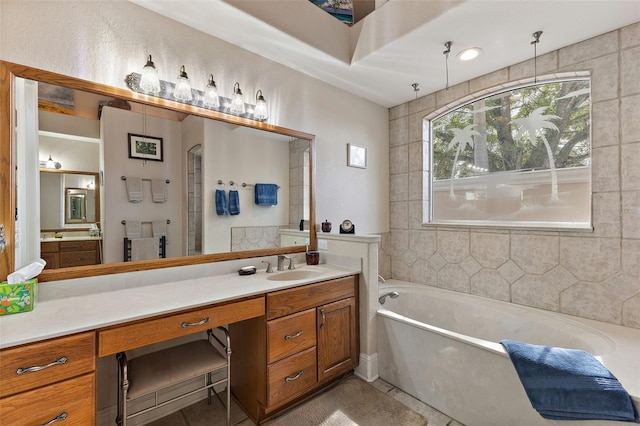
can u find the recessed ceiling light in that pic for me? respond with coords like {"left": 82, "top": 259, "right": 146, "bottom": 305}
{"left": 457, "top": 47, "right": 482, "bottom": 61}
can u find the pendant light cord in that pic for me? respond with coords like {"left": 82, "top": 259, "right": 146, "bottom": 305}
{"left": 531, "top": 31, "right": 542, "bottom": 84}
{"left": 443, "top": 42, "right": 452, "bottom": 91}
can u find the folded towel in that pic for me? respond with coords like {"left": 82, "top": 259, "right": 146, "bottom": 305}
{"left": 254, "top": 183, "right": 278, "bottom": 206}
{"left": 130, "top": 237, "right": 159, "bottom": 261}
{"left": 500, "top": 339, "right": 639, "bottom": 422}
{"left": 126, "top": 177, "right": 143, "bottom": 203}
{"left": 152, "top": 220, "right": 167, "bottom": 238}
{"left": 215, "top": 189, "right": 228, "bottom": 216}
{"left": 124, "top": 220, "right": 142, "bottom": 238}
{"left": 229, "top": 190, "right": 240, "bottom": 215}
{"left": 151, "top": 179, "right": 166, "bottom": 203}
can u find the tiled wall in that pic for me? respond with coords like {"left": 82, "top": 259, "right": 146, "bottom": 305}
{"left": 230, "top": 226, "right": 281, "bottom": 251}
{"left": 382, "top": 22, "right": 640, "bottom": 329}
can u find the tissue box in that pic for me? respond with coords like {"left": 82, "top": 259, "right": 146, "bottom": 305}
{"left": 0, "top": 278, "right": 37, "bottom": 316}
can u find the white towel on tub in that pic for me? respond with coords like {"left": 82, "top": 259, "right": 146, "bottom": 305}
{"left": 130, "top": 237, "right": 159, "bottom": 261}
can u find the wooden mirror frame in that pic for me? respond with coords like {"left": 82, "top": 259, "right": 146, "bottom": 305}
{"left": 0, "top": 61, "right": 316, "bottom": 283}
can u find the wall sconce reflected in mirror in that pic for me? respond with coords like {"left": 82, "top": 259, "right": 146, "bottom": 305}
{"left": 139, "top": 55, "right": 161, "bottom": 95}
{"left": 254, "top": 90, "right": 268, "bottom": 121}
{"left": 230, "top": 82, "right": 246, "bottom": 115}
{"left": 43, "top": 155, "right": 61, "bottom": 169}
{"left": 173, "top": 65, "right": 193, "bottom": 103}
{"left": 203, "top": 74, "right": 220, "bottom": 108}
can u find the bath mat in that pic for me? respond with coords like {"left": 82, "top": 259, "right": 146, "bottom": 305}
{"left": 266, "top": 375, "right": 428, "bottom": 426}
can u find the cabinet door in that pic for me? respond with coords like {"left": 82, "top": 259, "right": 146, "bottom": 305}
{"left": 317, "top": 297, "right": 357, "bottom": 382}
{"left": 40, "top": 251, "right": 59, "bottom": 269}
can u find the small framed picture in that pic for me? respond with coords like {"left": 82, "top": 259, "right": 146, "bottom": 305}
{"left": 128, "top": 133, "right": 163, "bottom": 162}
{"left": 347, "top": 143, "right": 366, "bottom": 168}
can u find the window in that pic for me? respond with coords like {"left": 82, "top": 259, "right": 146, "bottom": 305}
{"left": 428, "top": 78, "right": 591, "bottom": 229}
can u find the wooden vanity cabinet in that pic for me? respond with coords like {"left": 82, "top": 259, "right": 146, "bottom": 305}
{"left": 230, "top": 275, "right": 358, "bottom": 424}
{"left": 0, "top": 331, "right": 96, "bottom": 425}
{"left": 41, "top": 240, "right": 100, "bottom": 269}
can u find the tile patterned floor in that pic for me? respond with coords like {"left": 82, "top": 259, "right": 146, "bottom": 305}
{"left": 146, "top": 377, "right": 464, "bottom": 426}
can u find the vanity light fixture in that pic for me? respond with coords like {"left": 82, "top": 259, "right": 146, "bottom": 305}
{"left": 45, "top": 155, "right": 61, "bottom": 169}
{"left": 203, "top": 74, "right": 220, "bottom": 108}
{"left": 457, "top": 47, "right": 482, "bottom": 61}
{"left": 173, "top": 65, "right": 194, "bottom": 103}
{"left": 254, "top": 90, "right": 268, "bottom": 121}
{"left": 124, "top": 55, "right": 266, "bottom": 121}
{"left": 139, "top": 55, "right": 161, "bottom": 95}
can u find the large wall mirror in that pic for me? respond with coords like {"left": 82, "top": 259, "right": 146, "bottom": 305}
{"left": 0, "top": 61, "right": 316, "bottom": 283}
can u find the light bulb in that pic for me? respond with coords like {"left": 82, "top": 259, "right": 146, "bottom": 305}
{"left": 139, "top": 55, "right": 161, "bottom": 95}
{"left": 230, "top": 82, "right": 245, "bottom": 115}
{"left": 173, "top": 65, "right": 193, "bottom": 103}
{"left": 254, "top": 90, "right": 268, "bottom": 121}
{"left": 46, "top": 155, "right": 55, "bottom": 169}
{"left": 203, "top": 74, "right": 220, "bottom": 108}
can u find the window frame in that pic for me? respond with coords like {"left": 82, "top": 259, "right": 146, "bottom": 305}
{"left": 424, "top": 74, "right": 593, "bottom": 232}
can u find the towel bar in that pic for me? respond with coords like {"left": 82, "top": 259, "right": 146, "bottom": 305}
{"left": 121, "top": 176, "right": 170, "bottom": 184}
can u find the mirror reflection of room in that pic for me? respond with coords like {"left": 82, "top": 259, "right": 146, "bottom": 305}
{"left": 32, "top": 81, "right": 310, "bottom": 268}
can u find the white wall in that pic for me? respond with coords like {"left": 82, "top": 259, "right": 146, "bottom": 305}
{"left": 201, "top": 119, "right": 290, "bottom": 253}
{"left": 0, "top": 0, "right": 390, "bottom": 237}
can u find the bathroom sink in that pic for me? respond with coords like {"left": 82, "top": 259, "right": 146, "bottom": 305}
{"left": 267, "top": 269, "right": 323, "bottom": 281}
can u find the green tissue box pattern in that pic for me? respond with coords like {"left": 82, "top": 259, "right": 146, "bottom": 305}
{"left": 0, "top": 278, "right": 37, "bottom": 316}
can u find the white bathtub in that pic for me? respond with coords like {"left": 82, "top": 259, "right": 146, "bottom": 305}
{"left": 377, "top": 280, "right": 640, "bottom": 426}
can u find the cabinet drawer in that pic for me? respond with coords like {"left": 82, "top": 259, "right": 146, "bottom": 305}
{"left": 267, "top": 275, "right": 357, "bottom": 320}
{"left": 99, "top": 296, "right": 265, "bottom": 356}
{"left": 0, "top": 332, "right": 95, "bottom": 398}
{"left": 59, "top": 250, "right": 97, "bottom": 267}
{"left": 41, "top": 241, "right": 60, "bottom": 253}
{"left": 60, "top": 240, "right": 97, "bottom": 251}
{"left": 0, "top": 373, "right": 95, "bottom": 425}
{"left": 267, "top": 308, "right": 316, "bottom": 364}
{"left": 267, "top": 346, "right": 317, "bottom": 408}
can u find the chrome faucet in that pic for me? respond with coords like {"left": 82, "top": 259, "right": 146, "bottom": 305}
{"left": 277, "top": 255, "right": 295, "bottom": 271}
{"left": 262, "top": 260, "right": 274, "bottom": 273}
{"left": 379, "top": 291, "right": 399, "bottom": 305}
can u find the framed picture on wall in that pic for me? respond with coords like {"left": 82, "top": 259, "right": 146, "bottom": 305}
{"left": 347, "top": 143, "right": 366, "bottom": 168}
{"left": 128, "top": 133, "right": 164, "bottom": 162}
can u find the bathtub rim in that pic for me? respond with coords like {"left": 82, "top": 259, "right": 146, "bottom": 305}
{"left": 377, "top": 280, "right": 640, "bottom": 403}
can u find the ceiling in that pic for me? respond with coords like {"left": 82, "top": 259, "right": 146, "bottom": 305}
{"left": 130, "top": 0, "right": 640, "bottom": 108}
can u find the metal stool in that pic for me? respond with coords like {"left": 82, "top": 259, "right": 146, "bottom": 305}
{"left": 116, "top": 327, "right": 231, "bottom": 425}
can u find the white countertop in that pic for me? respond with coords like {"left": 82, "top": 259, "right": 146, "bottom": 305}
{"left": 41, "top": 236, "right": 102, "bottom": 242}
{"left": 0, "top": 262, "right": 360, "bottom": 350}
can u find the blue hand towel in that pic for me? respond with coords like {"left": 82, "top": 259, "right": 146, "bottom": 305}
{"left": 229, "top": 190, "right": 240, "bottom": 215}
{"left": 500, "top": 339, "right": 639, "bottom": 422}
{"left": 215, "top": 189, "right": 228, "bottom": 216}
{"left": 254, "top": 183, "right": 278, "bottom": 206}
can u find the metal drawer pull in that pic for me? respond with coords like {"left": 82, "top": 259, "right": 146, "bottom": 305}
{"left": 181, "top": 317, "right": 210, "bottom": 328}
{"left": 285, "top": 370, "right": 304, "bottom": 382}
{"left": 37, "top": 412, "right": 67, "bottom": 426}
{"left": 320, "top": 309, "right": 325, "bottom": 329}
{"left": 16, "top": 356, "right": 67, "bottom": 375}
{"left": 284, "top": 330, "right": 304, "bottom": 340}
